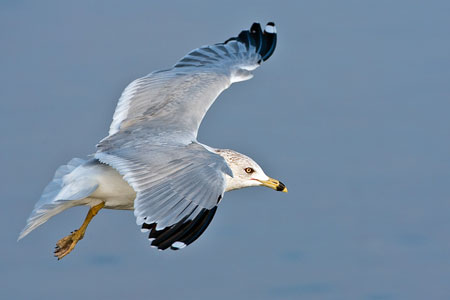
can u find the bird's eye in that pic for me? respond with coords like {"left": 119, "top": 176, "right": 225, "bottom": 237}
{"left": 244, "top": 167, "right": 254, "bottom": 174}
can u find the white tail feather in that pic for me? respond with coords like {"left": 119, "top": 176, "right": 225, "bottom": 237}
{"left": 18, "top": 158, "right": 98, "bottom": 240}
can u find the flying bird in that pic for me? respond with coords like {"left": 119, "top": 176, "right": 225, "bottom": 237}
{"left": 19, "top": 22, "right": 286, "bottom": 259}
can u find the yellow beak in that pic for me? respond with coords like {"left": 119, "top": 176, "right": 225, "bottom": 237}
{"left": 257, "top": 177, "right": 288, "bottom": 193}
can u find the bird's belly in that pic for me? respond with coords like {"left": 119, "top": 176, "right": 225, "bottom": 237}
{"left": 86, "top": 161, "right": 137, "bottom": 210}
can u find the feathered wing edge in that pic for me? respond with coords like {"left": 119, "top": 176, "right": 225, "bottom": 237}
{"left": 224, "top": 22, "right": 277, "bottom": 63}
{"left": 174, "top": 22, "right": 277, "bottom": 69}
{"left": 141, "top": 205, "right": 218, "bottom": 250}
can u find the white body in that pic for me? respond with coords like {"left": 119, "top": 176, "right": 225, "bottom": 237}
{"left": 74, "top": 161, "right": 136, "bottom": 210}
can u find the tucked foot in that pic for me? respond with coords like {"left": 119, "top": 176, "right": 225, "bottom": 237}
{"left": 54, "top": 230, "right": 84, "bottom": 260}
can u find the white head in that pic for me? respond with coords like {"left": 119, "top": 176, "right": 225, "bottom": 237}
{"left": 215, "top": 149, "right": 287, "bottom": 193}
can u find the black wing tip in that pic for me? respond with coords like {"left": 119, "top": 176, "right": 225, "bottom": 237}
{"left": 252, "top": 22, "right": 276, "bottom": 34}
{"left": 225, "top": 21, "right": 277, "bottom": 62}
{"left": 142, "top": 206, "right": 218, "bottom": 251}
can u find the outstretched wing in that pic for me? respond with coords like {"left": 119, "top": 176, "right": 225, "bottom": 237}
{"left": 95, "top": 140, "right": 232, "bottom": 250}
{"left": 107, "top": 22, "right": 277, "bottom": 139}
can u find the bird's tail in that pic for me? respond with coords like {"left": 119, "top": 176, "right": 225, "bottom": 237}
{"left": 18, "top": 158, "right": 99, "bottom": 240}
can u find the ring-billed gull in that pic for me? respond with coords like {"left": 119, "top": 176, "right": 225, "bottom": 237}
{"left": 19, "top": 22, "right": 287, "bottom": 259}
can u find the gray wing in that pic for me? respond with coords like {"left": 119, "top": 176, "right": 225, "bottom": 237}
{"left": 95, "top": 139, "right": 232, "bottom": 250}
{"left": 107, "top": 22, "right": 277, "bottom": 139}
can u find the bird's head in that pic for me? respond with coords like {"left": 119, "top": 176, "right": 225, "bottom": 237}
{"left": 215, "top": 149, "right": 287, "bottom": 193}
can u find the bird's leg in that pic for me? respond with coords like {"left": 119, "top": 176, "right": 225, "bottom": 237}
{"left": 54, "top": 202, "right": 105, "bottom": 260}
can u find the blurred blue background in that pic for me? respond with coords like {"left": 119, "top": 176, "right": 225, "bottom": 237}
{"left": 1, "top": 1, "right": 450, "bottom": 299}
